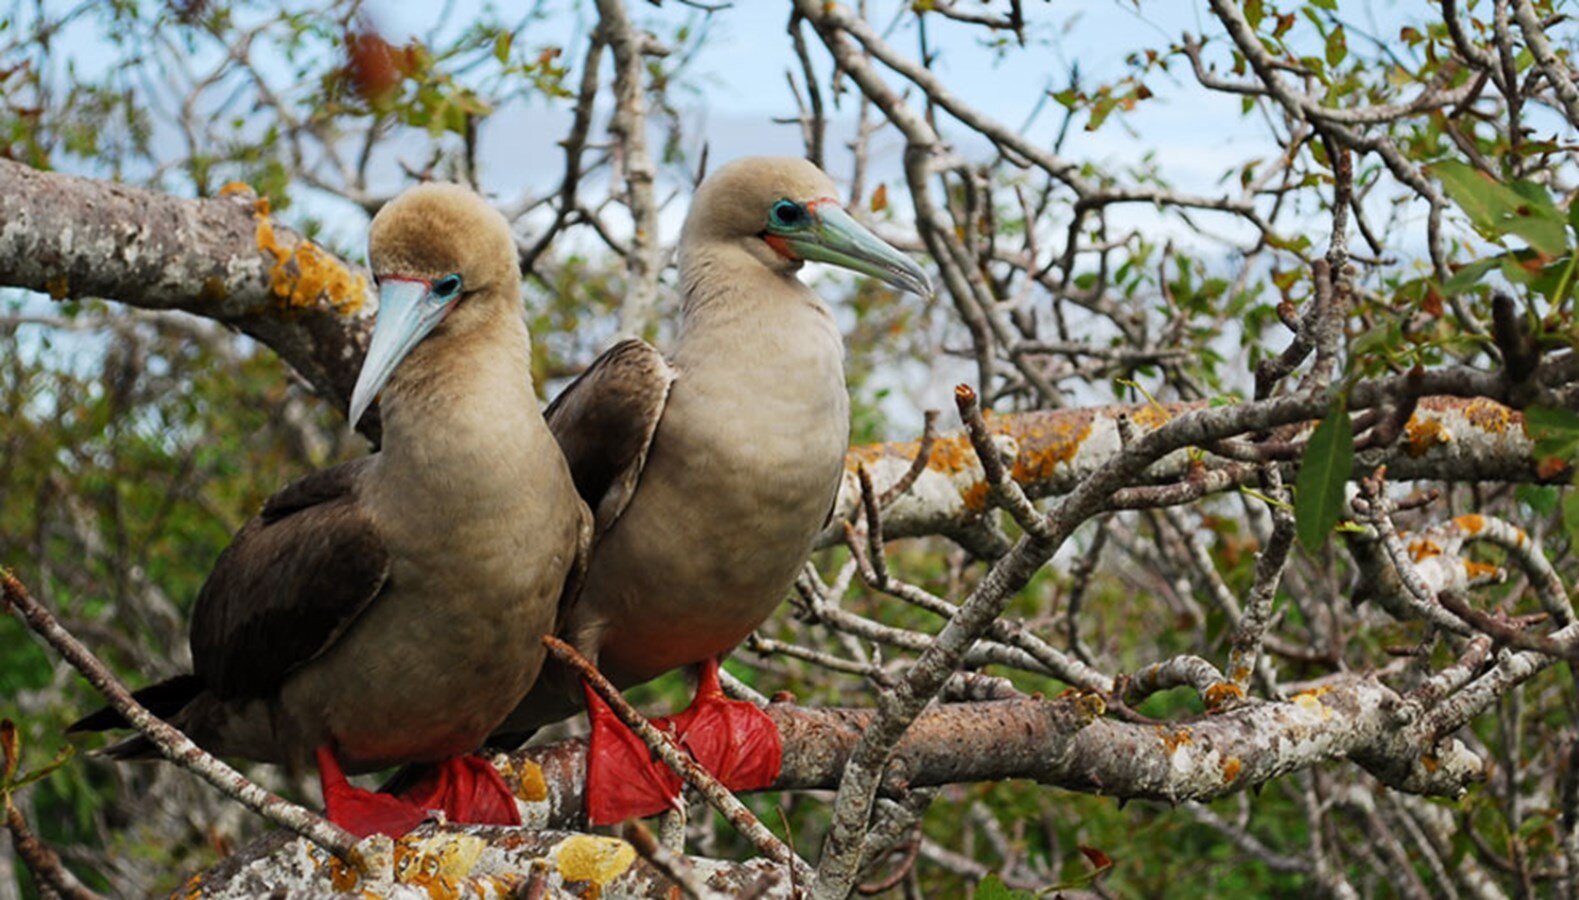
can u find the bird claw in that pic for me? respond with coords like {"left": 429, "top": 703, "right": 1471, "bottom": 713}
{"left": 582, "top": 658, "right": 782, "bottom": 826}
{"left": 396, "top": 755, "right": 522, "bottom": 829}
{"left": 317, "top": 746, "right": 431, "bottom": 838}
{"left": 318, "top": 747, "right": 519, "bottom": 838}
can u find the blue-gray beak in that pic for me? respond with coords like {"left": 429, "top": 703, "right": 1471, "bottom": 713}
{"left": 348, "top": 279, "right": 455, "bottom": 427}
{"left": 785, "top": 204, "right": 932, "bottom": 298}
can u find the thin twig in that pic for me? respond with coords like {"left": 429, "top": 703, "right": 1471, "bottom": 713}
{"left": 0, "top": 568, "right": 361, "bottom": 861}
{"left": 541, "top": 636, "right": 813, "bottom": 883}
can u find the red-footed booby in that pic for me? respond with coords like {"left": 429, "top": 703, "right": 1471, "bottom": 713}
{"left": 70, "top": 183, "right": 589, "bottom": 838}
{"left": 492, "top": 156, "right": 930, "bottom": 824}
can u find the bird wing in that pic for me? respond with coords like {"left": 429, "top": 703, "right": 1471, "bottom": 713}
{"left": 189, "top": 457, "right": 390, "bottom": 701}
{"left": 545, "top": 338, "right": 676, "bottom": 540}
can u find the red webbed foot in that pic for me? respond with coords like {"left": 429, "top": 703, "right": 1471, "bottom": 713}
{"left": 396, "top": 756, "right": 522, "bottom": 828}
{"left": 582, "top": 658, "right": 782, "bottom": 826}
{"left": 584, "top": 681, "right": 684, "bottom": 825}
{"left": 662, "top": 657, "right": 782, "bottom": 794}
{"left": 317, "top": 746, "right": 430, "bottom": 838}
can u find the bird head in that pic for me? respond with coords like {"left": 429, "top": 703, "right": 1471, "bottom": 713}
{"left": 351, "top": 183, "right": 520, "bottom": 427}
{"left": 683, "top": 156, "right": 931, "bottom": 299}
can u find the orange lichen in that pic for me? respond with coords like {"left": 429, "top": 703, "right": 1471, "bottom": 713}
{"left": 1454, "top": 514, "right": 1486, "bottom": 534}
{"left": 1221, "top": 756, "right": 1243, "bottom": 783}
{"left": 1536, "top": 455, "right": 1572, "bottom": 480}
{"left": 1420, "top": 753, "right": 1440, "bottom": 773}
{"left": 1403, "top": 416, "right": 1450, "bottom": 457}
{"left": 1203, "top": 681, "right": 1245, "bottom": 711}
{"left": 514, "top": 759, "right": 549, "bottom": 803}
{"left": 1464, "top": 398, "right": 1512, "bottom": 434}
{"left": 1464, "top": 560, "right": 1500, "bottom": 580}
{"left": 44, "top": 274, "right": 69, "bottom": 300}
{"left": 1007, "top": 414, "right": 1093, "bottom": 484}
{"left": 961, "top": 480, "right": 990, "bottom": 512}
{"left": 326, "top": 854, "right": 361, "bottom": 892}
{"left": 218, "top": 181, "right": 257, "bottom": 197}
{"left": 250, "top": 193, "right": 367, "bottom": 316}
{"left": 390, "top": 833, "right": 486, "bottom": 900}
{"left": 1157, "top": 726, "right": 1193, "bottom": 753}
{"left": 844, "top": 409, "right": 1096, "bottom": 488}
{"left": 1407, "top": 539, "right": 1442, "bottom": 562}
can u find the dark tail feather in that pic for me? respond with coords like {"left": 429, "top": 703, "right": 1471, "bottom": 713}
{"left": 99, "top": 734, "right": 158, "bottom": 760}
{"left": 67, "top": 673, "right": 204, "bottom": 734}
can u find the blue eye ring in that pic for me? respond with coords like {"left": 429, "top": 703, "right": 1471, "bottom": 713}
{"left": 432, "top": 274, "right": 463, "bottom": 298}
{"left": 769, "top": 199, "right": 808, "bottom": 229}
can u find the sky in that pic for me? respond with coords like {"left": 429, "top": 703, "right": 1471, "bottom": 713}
{"left": 7, "top": 1, "right": 1492, "bottom": 412}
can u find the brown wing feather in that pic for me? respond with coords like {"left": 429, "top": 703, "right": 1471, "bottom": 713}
{"left": 545, "top": 338, "right": 675, "bottom": 538}
{"left": 189, "top": 458, "right": 390, "bottom": 701}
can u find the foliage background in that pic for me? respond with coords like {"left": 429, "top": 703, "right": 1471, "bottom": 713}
{"left": 2, "top": 0, "right": 1578, "bottom": 896}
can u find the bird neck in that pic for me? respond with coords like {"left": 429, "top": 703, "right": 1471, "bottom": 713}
{"left": 678, "top": 239, "right": 814, "bottom": 319}
{"left": 672, "top": 240, "right": 845, "bottom": 396}
{"left": 375, "top": 304, "right": 551, "bottom": 492}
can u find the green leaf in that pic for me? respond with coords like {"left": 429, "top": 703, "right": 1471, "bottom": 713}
{"left": 1434, "top": 160, "right": 1516, "bottom": 233}
{"left": 1442, "top": 256, "right": 1502, "bottom": 294}
{"left": 493, "top": 31, "right": 512, "bottom": 65}
{"left": 1432, "top": 160, "right": 1569, "bottom": 257}
{"left": 1507, "top": 180, "right": 1570, "bottom": 258}
{"left": 1525, "top": 405, "right": 1579, "bottom": 460}
{"left": 1325, "top": 25, "right": 1347, "bottom": 67}
{"left": 1562, "top": 485, "right": 1579, "bottom": 549}
{"left": 1295, "top": 399, "right": 1355, "bottom": 551}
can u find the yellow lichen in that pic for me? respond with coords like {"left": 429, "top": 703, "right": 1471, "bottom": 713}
{"left": 250, "top": 192, "right": 367, "bottom": 316}
{"left": 1464, "top": 398, "right": 1512, "bottom": 434}
{"left": 1292, "top": 690, "right": 1332, "bottom": 720}
{"left": 1404, "top": 416, "right": 1450, "bottom": 457}
{"left": 553, "top": 835, "right": 636, "bottom": 898}
{"left": 393, "top": 833, "right": 486, "bottom": 900}
{"left": 1072, "top": 689, "right": 1106, "bottom": 719}
{"left": 1129, "top": 402, "right": 1172, "bottom": 430}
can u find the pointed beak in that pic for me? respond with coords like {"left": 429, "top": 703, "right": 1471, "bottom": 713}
{"left": 348, "top": 278, "right": 455, "bottom": 427}
{"left": 785, "top": 203, "right": 933, "bottom": 298}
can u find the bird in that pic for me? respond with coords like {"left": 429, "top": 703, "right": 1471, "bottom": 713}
{"left": 69, "top": 183, "right": 590, "bottom": 838}
{"left": 491, "top": 156, "right": 931, "bottom": 825}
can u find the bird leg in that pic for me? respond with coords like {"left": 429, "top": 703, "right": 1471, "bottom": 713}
{"left": 316, "top": 745, "right": 431, "bottom": 838}
{"left": 583, "top": 657, "right": 782, "bottom": 826}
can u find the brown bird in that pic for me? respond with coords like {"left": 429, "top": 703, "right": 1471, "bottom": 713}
{"left": 71, "top": 183, "right": 589, "bottom": 837}
{"left": 491, "top": 156, "right": 930, "bottom": 824}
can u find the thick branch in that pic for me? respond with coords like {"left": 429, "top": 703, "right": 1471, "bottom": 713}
{"left": 829, "top": 394, "right": 1560, "bottom": 548}
{"left": 0, "top": 161, "right": 376, "bottom": 427}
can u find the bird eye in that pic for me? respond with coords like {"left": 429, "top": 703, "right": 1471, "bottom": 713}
{"left": 769, "top": 199, "right": 807, "bottom": 229}
{"left": 432, "top": 274, "right": 463, "bottom": 298}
